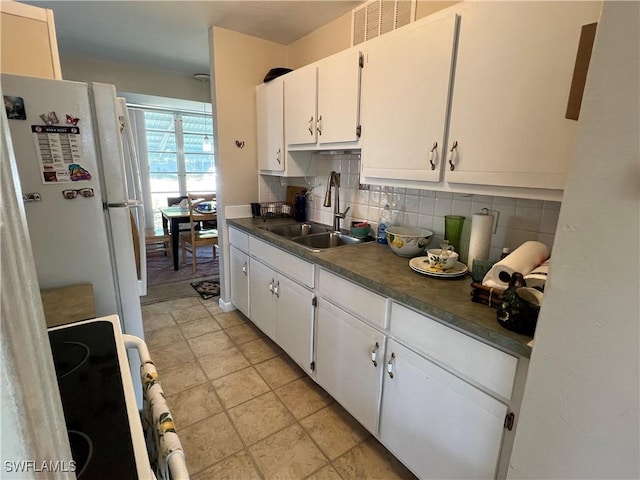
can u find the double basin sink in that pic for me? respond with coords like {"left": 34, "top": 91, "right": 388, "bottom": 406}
{"left": 261, "top": 222, "right": 362, "bottom": 251}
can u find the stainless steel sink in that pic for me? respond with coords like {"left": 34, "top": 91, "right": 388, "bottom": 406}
{"left": 265, "top": 223, "right": 332, "bottom": 238}
{"left": 291, "top": 231, "right": 362, "bottom": 251}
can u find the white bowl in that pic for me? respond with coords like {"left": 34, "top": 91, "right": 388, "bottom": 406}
{"left": 385, "top": 226, "right": 434, "bottom": 257}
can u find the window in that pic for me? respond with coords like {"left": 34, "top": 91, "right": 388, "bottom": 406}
{"left": 143, "top": 110, "right": 215, "bottom": 229}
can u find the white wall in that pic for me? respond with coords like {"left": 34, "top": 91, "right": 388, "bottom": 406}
{"left": 209, "top": 27, "right": 287, "bottom": 307}
{"left": 508, "top": 2, "right": 640, "bottom": 478}
{"left": 61, "top": 55, "right": 209, "bottom": 102}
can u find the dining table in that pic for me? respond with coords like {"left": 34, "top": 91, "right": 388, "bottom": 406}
{"left": 160, "top": 203, "right": 217, "bottom": 271}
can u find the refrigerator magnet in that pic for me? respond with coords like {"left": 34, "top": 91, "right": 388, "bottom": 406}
{"left": 69, "top": 164, "right": 92, "bottom": 181}
{"left": 4, "top": 96, "right": 26, "bottom": 120}
{"left": 66, "top": 114, "right": 79, "bottom": 126}
{"left": 39, "top": 112, "right": 60, "bottom": 125}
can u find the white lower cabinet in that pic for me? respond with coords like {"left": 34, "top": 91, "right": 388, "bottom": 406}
{"left": 249, "top": 257, "right": 315, "bottom": 373}
{"left": 274, "top": 274, "right": 315, "bottom": 373}
{"left": 229, "top": 230, "right": 524, "bottom": 480}
{"left": 380, "top": 338, "right": 508, "bottom": 479}
{"left": 248, "top": 258, "right": 277, "bottom": 340}
{"left": 229, "top": 245, "right": 249, "bottom": 317}
{"left": 315, "top": 299, "right": 385, "bottom": 434}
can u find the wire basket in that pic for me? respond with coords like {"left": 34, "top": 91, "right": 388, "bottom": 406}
{"left": 255, "top": 201, "right": 293, "bottom": 220}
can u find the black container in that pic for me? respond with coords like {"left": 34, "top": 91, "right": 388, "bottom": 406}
{"left": 251, "top": 202, "right": 261, "bottom": 217}
{"left": 294, "top": 194, "right": 307, "bottom": 222}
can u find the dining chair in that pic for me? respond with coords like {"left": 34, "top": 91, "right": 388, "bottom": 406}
{"left": 145, "top": 226, "right": 171, "bottom": 257}
{"left": 180, "top": 194, "right": 218, "bottom": 273}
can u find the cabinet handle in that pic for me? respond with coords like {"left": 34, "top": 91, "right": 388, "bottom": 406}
{"left": 242, "top": 262, "right": 247, "bottom": 275}
{"left": 268, "top": 278, "right": 274, "bottom": 294}
{"left": 276, "top": 148, "right": 281, "bottom": 164}
{"left": 448, "top": 140, "right": 458, "bottom": 171}
{"left": 274, "top": 280, "right": 280, "bottom": 298}
{"left": 371, "top": 342, "right": 379, "bottom": 367}
{"left": 387, "top": 352, "right": 396, "bottom": 378}
{"left": 308, "top": 116, "right": 314, "bottom": 135}
{"left": 429, "top": 141, "right": 438, "bottom": 171}
{"left": 316, "top": 115, "right": 323, "bottom": 136}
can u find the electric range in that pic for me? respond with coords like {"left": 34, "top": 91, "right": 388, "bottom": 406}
{"left": 48, "top": 316, "right": 152, "bottom": 479}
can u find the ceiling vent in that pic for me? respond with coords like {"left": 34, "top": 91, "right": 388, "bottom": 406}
{"left": 351, "top": 0, "right": 417, "bottom": 46}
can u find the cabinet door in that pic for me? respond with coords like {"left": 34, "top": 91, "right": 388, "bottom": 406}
{"left": 248, "top": 258, "right": 276, "bottom": 340}
{"left": 317, "top": 50, "right": 362, "bottom": 145}
{"left": 316, "top": 300, "right": 385, "bottom": 434}
{"left": 284, "top": 65, "right": 317, "bottom": 146}
{"left": 229, "top": 245, "right": 249, "bottom": 317}
{"left": 275, "top": 275, "right": 315, "bottom": 373}
{"left": 445, "top": 2, "right": 602, "bottom": 190}
{"left": 257, "top": 79, "right": 285, "bottom": 172}
{"left": 380, "top": 339, "right": 507, "bottom": 479}
{"left": 360, "top": 13, "right": 458, "bottom": 183}
{"left": 0, "top": 2, "right": 62, "bottom": 79}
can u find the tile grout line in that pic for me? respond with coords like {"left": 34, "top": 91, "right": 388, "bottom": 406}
{"left": 175, "top": 310, "right": 252, "bottom": 478}
{"left": 145, "top": 305, "right": 376, "bottom": 480}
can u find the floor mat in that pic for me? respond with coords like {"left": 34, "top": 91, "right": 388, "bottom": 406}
{"left": 190, "top": 280, "right": 220, "bottom": 300}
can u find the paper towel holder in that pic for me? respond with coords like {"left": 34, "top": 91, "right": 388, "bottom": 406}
{"left": 480, "top": 208, "right": 500, "bottom": 234}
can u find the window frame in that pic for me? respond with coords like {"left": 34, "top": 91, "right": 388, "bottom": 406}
{"left": 137, "top": 107, "right": 215, "bottom": 230}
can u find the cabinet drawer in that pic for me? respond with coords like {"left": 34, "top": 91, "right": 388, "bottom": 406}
{"left": 318, "top": 269, "right": 386, "bottom": 329}
{"left": 390, "top": 303, "right": 517, "bottom": 399}
{"left": 249, "top": 236, "right": 314, "bottom": 288}
{"left": 228, "top": 227, "right": 249, "bottom": 253}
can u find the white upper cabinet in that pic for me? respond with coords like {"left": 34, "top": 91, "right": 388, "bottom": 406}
{"left": 284, "top": 65, "right": 318, "bottom": 146}
{"left": 284, "top": 49, "right": 363, "bottom": 149}
{"left": 360, "top": 12, "right": 458, "bottom": 183}
{"left": 445, "top": 1, "right": 602, "bottom": 190}
{"left": 0, "top": 2, "right": 62, "bottom": 79}
{"left": 257, "top": 78, "right": 285, "bottom": 172}
{"left": 316, "top": 49, "right": 363, "bottom": 145}
{"left": 257, "top": 77, "right": 315, "bottom": 177}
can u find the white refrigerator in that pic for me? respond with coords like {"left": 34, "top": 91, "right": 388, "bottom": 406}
{"left": 2, "top": 74, "right": 147, "bottom": 385}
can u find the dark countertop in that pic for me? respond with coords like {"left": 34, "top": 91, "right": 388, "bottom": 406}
{"left": 228, "top": 217, "right": 532, "bottom": 358}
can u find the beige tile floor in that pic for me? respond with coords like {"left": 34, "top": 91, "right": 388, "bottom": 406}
{"left": 142, "top": 295, "right": 418, "bottom": 480}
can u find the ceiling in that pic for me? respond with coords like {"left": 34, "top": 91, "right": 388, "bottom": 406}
{"left": 22, "top": 1, "right": 363, "bottom": 75}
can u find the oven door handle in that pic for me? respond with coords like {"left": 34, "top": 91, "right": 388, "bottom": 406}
{"left": 124, "top": 334, "right": 190, "bottom": 480}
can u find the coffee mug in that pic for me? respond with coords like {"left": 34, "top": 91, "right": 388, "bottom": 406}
{"left": 426, "top": 248, "right": 459, "bottom": 270}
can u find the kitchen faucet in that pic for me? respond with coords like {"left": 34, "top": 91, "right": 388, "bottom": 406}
{"left": 323, "top": 171, "right": 350, "bottom": 232}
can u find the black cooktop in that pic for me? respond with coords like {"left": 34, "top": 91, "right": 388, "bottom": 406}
{"left": 48, "top": 320, "right": 139, "bottom": 479}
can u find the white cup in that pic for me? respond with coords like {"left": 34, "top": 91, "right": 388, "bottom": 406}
{"left": 426, "top": 248, "right": 459, "bottom": 270}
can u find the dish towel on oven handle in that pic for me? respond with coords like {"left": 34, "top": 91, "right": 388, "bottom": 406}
{"left": 141, "top": 362, "right": 187, "bottom": 480}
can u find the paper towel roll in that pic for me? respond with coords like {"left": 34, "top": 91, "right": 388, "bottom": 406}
{"left": 467, "top": 212, "right": 494, "bottom": 270}
{"left": 524, "top": 258, "right": 550, "bottom": 291}
{"left": 482, "top": 241, "right": 550, "bottom": 289}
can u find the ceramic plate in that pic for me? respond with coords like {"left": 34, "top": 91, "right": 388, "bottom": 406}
{"left": 409, "top": 257, "right": 468, "bottom": 278}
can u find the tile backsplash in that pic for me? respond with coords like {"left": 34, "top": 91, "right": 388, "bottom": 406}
{"left": 259, "top": 153, "right": 560, "bottom": 261}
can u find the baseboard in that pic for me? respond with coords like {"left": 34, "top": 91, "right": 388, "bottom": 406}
{"left": 218, "top": 297, "right": 236, "bottom": 312}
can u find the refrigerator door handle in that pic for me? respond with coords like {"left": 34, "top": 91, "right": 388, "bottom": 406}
{"left": 106, "top": 201, "right": 143, "bottom": 208}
